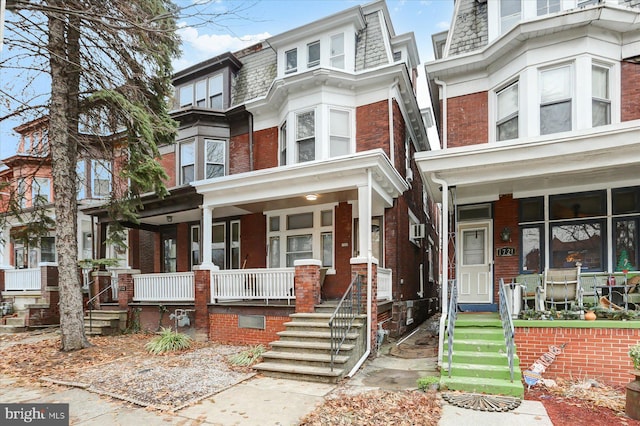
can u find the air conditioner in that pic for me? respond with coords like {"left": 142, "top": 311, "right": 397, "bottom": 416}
{"left": 406, "top": 167, "right": 414, "bottom": 183}
{"left": 410, "top": 223, "right": 426, "bottom": 239}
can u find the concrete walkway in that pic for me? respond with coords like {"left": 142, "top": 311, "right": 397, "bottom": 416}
{"left": 0, "top": 319, "right": 553, "bottom": 425}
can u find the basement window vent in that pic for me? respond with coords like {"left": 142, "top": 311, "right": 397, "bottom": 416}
{"left": 406, "top": 306, "right": 414, "bottom": 325}
{"left": 238, "top": 315, "right": 266, "bottom": 330}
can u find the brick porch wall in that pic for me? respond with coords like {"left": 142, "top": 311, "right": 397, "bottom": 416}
{"left": 515, "top": 326, "right": 639, "bottom": 386}
{"left": 209, "top": 313, "right": 289, "bottom": 346}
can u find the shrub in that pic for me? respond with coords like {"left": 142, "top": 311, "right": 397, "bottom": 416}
{"left": 228, "top": 345, "right": 266, "bottom": 366}
{"left": 145, "top": 327, "right": 192, "bottom": 354}
{"left": 629, "top": 342, "right": 640, "bottom": 370}
{"left": 417, "top": 375, "right": 440, "bottom": 391}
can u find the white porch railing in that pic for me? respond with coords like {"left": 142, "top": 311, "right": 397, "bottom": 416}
{"left": 211, "top": 268, "right": 295, "bottom": 304}
{"left": 378, "top": 267, "right": 392, "bottom": 300}
{"left": 4, "top": 268, "right": 41, "bottom": 291}
{"left": 133, "top": 272, "right": 194, "bottom": 302}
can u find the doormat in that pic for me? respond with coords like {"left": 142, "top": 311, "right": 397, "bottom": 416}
{"left": 442, "top": 392, "right": 522, "bottom": 412}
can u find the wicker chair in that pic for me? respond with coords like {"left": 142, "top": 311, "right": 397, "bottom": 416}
{"left": 541, "top": 267, "right": 581, "bottom": 310}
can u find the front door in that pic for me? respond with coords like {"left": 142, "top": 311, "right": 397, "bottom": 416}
{"left": 458, "top": 221, "right": 492, "bottom": 303}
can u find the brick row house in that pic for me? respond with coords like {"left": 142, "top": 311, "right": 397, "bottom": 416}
{"left": 0, "top": 0, "right": 442, "bottom": 378}
{"left": 417, "top": 0, "right": 640, "bottom": 390}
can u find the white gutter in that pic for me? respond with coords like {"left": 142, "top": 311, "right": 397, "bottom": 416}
{"left": 435, "top": 79, "right": 447, "bottom": 149}
{"left": 431, "top": 173, "right": 449, "bottom": 367}
{"left": 348, "top": 169, "right": 374, "bottom": 377}
{"left": 388, "top": 78, "right": 399, "bottom": 165}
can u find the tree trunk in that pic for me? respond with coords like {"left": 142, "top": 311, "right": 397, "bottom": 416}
{"left": 48, "top": 4, "right": 89, "bottom": 351}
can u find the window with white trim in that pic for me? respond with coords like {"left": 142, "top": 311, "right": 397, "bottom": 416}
{"left": 209, "top": 74, "right": 223, "bottom": 109}
{"left": 500, "top": 0, "right": 521, "bottom": 34}
{"left": 212, "top": 222, "right": 226, "bottom": 268}
{"left": 190, "top": 225, "right": 200, "bottom": 269}
{"left": 205, "top": 139, "right": 225, "bottom": 179}
{"left": 330, "top": 34, "right": 345, "bottom": 69}
{"left": 536, "top": 0, "right": 560, "bottom": 16}
{"left": 592, "top": 64, "right": 611, "bottom": 127}
{"left": 329, "top": 109, "right": 349, "bottom": 157}
{"left": 540, "top": 65, "right": 572, "bottom": 135}
{"left": 285, "top": 49, "right": 297, "bottom": 74}
{"left": 32, "top": 177, "right": 50, "bottom": 205}
{"left": 91, "top": 159, "right": 111, "bottom": 198}
{"left": 279, "top": 122, "right": 287, "bottom": 166}
{"left": 307, "top": 41, "right": 320, "bottom": 68}
{"left": 180, "top": 140, "right": 195, "bottom": 184}
{"left": 496, "top": 82, "right": 519, "bottom": 141}
{"left": 179, "top": 84, "right": 193, "bottom": 108}
{"left": 296, "top": 110, "right": 315, "bottom": 162}
{"left": 175, "top": 73, "right": 224, "bottom": 110}
{"left": 195, "top": 80, "right": 206, "bottom": 107}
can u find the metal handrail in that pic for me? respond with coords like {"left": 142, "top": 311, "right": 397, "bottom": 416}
{"left": 328, "top": 273, "right": 363, "bottom": 370}
{"left": 498, "top": 278, "right": 516, "bottom": 382}
{"left": 85, "top": 279, "right": 116, "bottom": 333}
{"left": 446, "top": 278, "right": 458, "bottom": 378}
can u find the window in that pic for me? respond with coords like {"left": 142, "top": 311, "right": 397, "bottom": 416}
{"left": 92, "top": 160, "right": 111, "bottom": 198}
{"left": 17, "top": 178, "right": 26, "bottom": 208}
{"left": 536, "top": 0, "right": 560, "bottom": 16}
{"left": 521, "top": 226, "right": 543, "bottom": 274}
{"left": 209, "top": 74, "right": 223, "bottom": 109}
{"left": 231, "top": 220, "right": 240, "bottom": 269}
{"left": 195, "top": 80, "right": 206, "bottom": 107}
{"left": 405, "top": 135, "right": 413, "bottom": 182}
{"left": 540, "top": 65, "right": 572, "bottom": 135}
{"left": 353, "top": 217, "right": 384, "bottom": 263}
{"left": 496, "top": 82, "right": 519, "bottom": 141}
{"left": 550, "top": 222, "right": 603, "bottom": 271}
{"left": 190, "top": 225, "right": 200, "bottom": 269}
{"left": 180, "top": 141, "right": 195, "bottom": 184}
{"left": 549, "top": 191, "right": 605, "bottom": 220}
{"left": 40, "top": 236, "right": 56, "bottom": 263}
{"left": 329, "top": 109, "right": 350, "bottom": 157}
{"left": 179, "top": 84, "right": 193, "bottom": 108}
{"left": 296, "top": 111, "right": 315, "bottom": 162}
{"left": 205, "top": 139, "right": 225, "bottom": 179}
{"left": 212, "top": 223, "right": 225, "bottom": 268}
{"left": 500, "top": 0, "right": 521, "bottom": 34}
{"left": 307, "top": 41, "right": 320, "bottom": 68}
{"left": 32, "top": 177, "right": 50, "bottom": 205}
{"left": 76, "top": 161, "right": 86, "bottom": 199}
{"left": 162, "top": 229, "right": 177, "bottom": 272}
{"left": 330, "top": 34, "right": 344, "bottom": 69}
{"left": 279, "top": 122, "right": 287, "bottom": 166}
{"left": 592, "top": 65, "right": 610, "bottom": 127}
{"left": 286, "top": 235, "right": 313, "bottom": 266}
{"left": 211, "top": 220, "right": 241, "bottom": 269}
{"left": 613, "top": 187, "right": 640, "bottom": 271}
{"left": 285, "top": 49, "right": 297, "bottom": 74}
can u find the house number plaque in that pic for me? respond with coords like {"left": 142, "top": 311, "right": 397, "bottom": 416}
{"left": 496, "top": 247, "right": 516, "bottom": 257}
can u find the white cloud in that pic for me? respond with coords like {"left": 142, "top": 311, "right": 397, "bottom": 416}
{"left": 436, "top": 21, "right": 450, "bottom": 30}
{"left": 173, "top": 26, "right": 271, "bottom": 71}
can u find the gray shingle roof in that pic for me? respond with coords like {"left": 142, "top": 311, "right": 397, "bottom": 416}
{"left": 356, "top": 11, "right": 390, "bottom": 71}
{"left": 231, "top": 45, "right": 277, "bottom": 106}
{"left": 447, "top": 0, "right": 488, "bottom": 57}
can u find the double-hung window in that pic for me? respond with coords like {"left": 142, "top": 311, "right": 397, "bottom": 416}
{"left": 540, "top": 65, "right": 572, "bottom": 135}
{"left": 330, "top": 34, "right": 345, "bottom": 69}
{"left": 279, "top": 122, "right": 287, "bottom": 166}
{"left": 296, "top": 111, "right": 315, "bottom": 162}
{"left": 536, "top": 0, "right": 560, "bottom": 16}
{"left": 307, "top": 41, "right": 320, "bottom": 68}
{"left": 92, "top": 159, "right": 111, "bottom": 198}
{"left": 592, "top": 65, "right": 611, "bottom": 127}
{"left": 285, "top": 49, "right": 297, "bottom": 74}
{"left": 496, "top": 82, "right": 519, "bottom": 141}
{"left": 205, "top": 139, "right": 225, "bottom": 179}
{"left": 209, "top": 74, "right": 223, "bottom": 109}
{"left": 179, "top": 84, "right": 193, "bottom": 108}
{"left": 500, "top": 0, "right": 521, "bottom": 34}
{"left": 329, "top": 109, "right": 350, "bottom": 157}
{"left": 32, "top": 177, "right": 51, "bottom": 205}
{"left": 180, "top": 141, "right": 195, "bottom": 184}
{"left": 195, "top": 80, "right": 206, "bottom": 107}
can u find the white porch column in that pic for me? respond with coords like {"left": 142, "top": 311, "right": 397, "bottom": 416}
{"left": 356, "top": 184, "right": 372, "bottom": 261}
{"left": 0, "top": 224, "right": 11, "bottom": 268}
{"left": 432, "top": 173, "right": 449, "bottom": 367}
{"left": 200, "top": 206, "right": 215, "bottom": 268}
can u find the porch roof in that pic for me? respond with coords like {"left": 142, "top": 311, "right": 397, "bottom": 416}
{"left": 415, "top": 121, "right": 640, "bottom": 204}
{"left": 193, "top": 149, "right": 408, "bottom": 214}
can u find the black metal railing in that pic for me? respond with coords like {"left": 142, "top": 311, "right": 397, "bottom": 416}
{"left": 328, "top": 273, "right": 363, "bottom": 370}
{"left": 499, "top": 278, "right": 516, "bottom": 382}
{"left": 85, "top": 282, "right": 116, "bottom": 333}
{"left": 446, "top": 278, "right": 458, "bottom": 378}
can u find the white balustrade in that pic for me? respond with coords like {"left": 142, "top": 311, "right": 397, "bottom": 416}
{"left": 378, "top": 267, "right": 392, "bottom": 301}
{"left": 133, "top": 272, "right": 194, "bottom": 302}
{"left": 4, "top": 268, "right": 41, "bottom": 291}
{"left": 211, "top": 268, "right": 295, "bottom": 304}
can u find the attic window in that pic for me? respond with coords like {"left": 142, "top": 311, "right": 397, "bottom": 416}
{"left": 308, "top": 41, "right": 320, "bottom": 68}
{"left": 285, "top": 49, "right": 297, "bottom": 74}
{"left": 393, "top": 51, "right": 401, "bottom": 61}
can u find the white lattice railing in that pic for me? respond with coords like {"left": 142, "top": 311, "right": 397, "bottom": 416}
{"left": 133, "top": 272, "right": 194, "bottom": 302}
{"left": 211, "top": 268, "right": 295, "bottom": 304}
{"left": 378, "top": 267, "right": 392, "bottom": 300}
{"left": 4, "top": 268, "right": 41, "bottom": 291}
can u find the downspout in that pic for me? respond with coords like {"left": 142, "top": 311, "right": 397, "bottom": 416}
{"left": 348, "top": 169, "right": 374, "bottom": 376}
{"left": 388, "top": 78, "right": 399, "bottom": 165}
{"left": 248, "top": 111, "right": 254, "bottom": 171}
{"left": 435, "top": 79, "right": 447, "bottom": 149}
{"left": 431, "top": 173, "right": 449, "bottom": 367}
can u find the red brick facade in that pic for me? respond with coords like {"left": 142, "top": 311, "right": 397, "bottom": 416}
{"left": 253, "top": 127, "right": 278, "bottom": 170}
{"left": 294, "top": 261, "right": 322, "bottom": 313}
{"left": 240, "top": 213, "right": 267, "bottom": 268}
{"left": 323, "top": 202, "right": 353, "bottom": 299}
{"left": 159, "top": 151, "right": 176, "bottom": 187}
{"left": 493, "top": 195, "right": 520, "bottom": 294}
{"left": 622, "top": 61, "right": 640, "bottom": 122}
{"left": 447, "top": 91, "right": 488, "bottom": 148}
{"left": 356, "top": 100, "right": 391, "bottom": 157}
{"left": 209, "top": 313, "right": 289, "bottom": 346}
{"left": 515, "top": 325, "right": 639, "bottom": 386}
{"left": 230, "top": 133, "right": 251, "bottom": 174}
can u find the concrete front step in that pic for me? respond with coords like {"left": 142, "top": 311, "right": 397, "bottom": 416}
{"left": 0, "top": 324, "right": 28, "bottom": 333}
{"left": 261, "top": 351, "right": 349, "bottom": 367}
{"left": 454, "top": 327, "right": 505, "bottom": 341}
{"left": 4, "top": 316, "right": 27, "bottom": 327}
{"left": 269, "top": 340, "right": 355, "bottom": 354}
{"left": 277, "top": 330, "right": 359, "bottom": 342}
{"left": 253, "top": 362, "right": 344, "bottom": 384}
{"left": 440, "top": 375, "right": 524, "bottom": 398}
{"left": 282, "top": 321, "right": 363, "bottom": 333}
{"left": 449, "top": 362, "right": 522, "bottom": 381}
{"left": 445, "top": 338, "right": 508, "bottom": 353}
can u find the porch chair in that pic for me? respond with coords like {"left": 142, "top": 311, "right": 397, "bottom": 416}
{"left": 516, "top": 274, "right": 542, "bottom": 311}
{"left": 541, "top": 267, "right": 581, "bottom": 311}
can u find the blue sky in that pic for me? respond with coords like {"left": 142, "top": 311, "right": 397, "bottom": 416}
{"left": 0, "top": 0, "right": 453, "bottom": 157}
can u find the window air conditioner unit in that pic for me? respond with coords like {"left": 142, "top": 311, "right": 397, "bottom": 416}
{"left": 410, "top": 223, "right": 426, "bottom": 239}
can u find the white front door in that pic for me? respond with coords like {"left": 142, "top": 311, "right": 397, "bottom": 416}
{"left": 458, "top": 221, "right": 492, "bottom": 304}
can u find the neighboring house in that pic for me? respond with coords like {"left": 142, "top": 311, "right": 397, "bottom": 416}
{"left": 417, "top": 0, "right": 640, "bottom": 389}
{"left": 82, "top": 0, "right": 440, "bottom": 351}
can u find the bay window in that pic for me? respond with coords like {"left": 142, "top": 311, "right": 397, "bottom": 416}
{"left": 592, "top": 64, "right": 611, "bottom": 127}
{"left": 205, "top": 139, "right": 225, "bottom": 179}
{"left": 307, "top": 41, "right": 320, "bottom": 68}
{"left": 330, "top": 33, "right": 345, "bottom": 69}
{"left": 180, "top": 141, "right": 195, "bottom": 184}
{"left": 540, "top": 65, "right": 572, "bottom": 135}
{"left": 536, "top": 0, "right": 560, "bottom": 16}
{"left": 296, "top": 111, "right": 315, "bottom": 162}
{"left": 500, "top": 0, "right": 521, "bottom": 34}
{"left": 285, "top": 48, "right": 297, "bottom": 74}
{"left": 209, "top": 74, "right": 223, "bottom": 109}
{"left": 496, "top": 82, "right": 519, "bottom": 141}
{"left": 329, "top": 109, "right": 350, "bottom": 157}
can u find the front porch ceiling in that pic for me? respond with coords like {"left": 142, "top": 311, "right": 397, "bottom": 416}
{"left": 194, "top": 149, "right": 408, "bottom": 213}
{"left": 416, "top": 122, "right": 640, "bottom": 204}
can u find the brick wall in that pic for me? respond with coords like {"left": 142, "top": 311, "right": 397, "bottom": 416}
{"left": 323, "top": 202, "right": 352, "bottom": 299}
{"left": 177, "top": 223, "right": 189, "bottom": 272}
{"left": 209, "top": 313, "right": 289, "bottom": 346}
{"left": 622, "top": 61, "right": 640, "bottom": 122}
{"left": 253, "top": 128, "right": 278, "bottom": 170}
{"left": 294, "top": 261, "right": 321, "bottom": 313}
{"left": 241, "top": 213, "right": 266, "bottom": 268}
{"left": 356, "top": 100, "right": 390, "bottom": 157}
{"left": 447, "top": 91, "right": 488, "bottom": 147}
{"left": 515, "top": 326, "right": 640, "bottom": 386}
{"left": 159, "top": 151, "right": 176, "bottom": 187}
{"left": 493, "top": 195, "right": 520, "bottom": 297}
{"left": 392, "top": 100, "right": 406, "bottom": 172}
{"left": 351, "top": 262, "right": 377, "bottom": 351}
{"left": 230, "top": 133, "right": 251, "bottom": 174}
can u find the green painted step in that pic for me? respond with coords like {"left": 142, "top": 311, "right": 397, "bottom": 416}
{"left": 446, "top": 350, "right": 520, "bottom": 367}
{"left": 454, "top": 327, "right": 505, "bottom": 341}
{"left": 440, "top": 375, "right": 524, "bottom": 398}
{"left": 454, "top": 313, "right": 502, "bottom": 328}
{"left": 445, "top": 339, "right": 508, "bottom": 353}
{"left": 449, "top": 363, "right": 522, "bottom": 381}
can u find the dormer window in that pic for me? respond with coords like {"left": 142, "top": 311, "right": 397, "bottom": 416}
{"left": 195, "top": 80, "right": 206, "bottom": 107}
{"left": 176, "top": 73, "right": 225, "bottom": 110}
{"left": 307, "top": 41, "right": 320, "bottom": 68}
{"left": 285, "top": 49, "right": 298, "bottom": 74}
{"left": 209, "top": 75, "right": 223, "bottom": 109}
{"left": 330, "top": 34, "right": 345, "bottom": 69}
{"left": 179, "top": 85, "right": 193, "bottom": 108}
